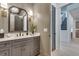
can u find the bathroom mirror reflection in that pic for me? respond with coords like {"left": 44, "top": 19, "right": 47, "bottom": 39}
{"left": 8, "top": 6, "right": 28, "bottom": 32}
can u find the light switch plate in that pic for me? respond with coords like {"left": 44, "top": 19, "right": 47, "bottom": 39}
{"left": 44, "top": 28, "right": 48, "bottom": 32}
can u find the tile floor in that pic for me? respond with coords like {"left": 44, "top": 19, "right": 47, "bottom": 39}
{"left": 52, "top": 40, "right": 79, "bottom": 56}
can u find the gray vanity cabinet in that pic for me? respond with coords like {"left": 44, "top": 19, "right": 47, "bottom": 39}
{"left": 0, "top": 36, "right": 40, "bottom": 56}
{"left": 33, "top": 36, "right": 40, "bottom": 55}
{"left": 11, "top": 39, "right": 23, "bottom": 56}
{"left": 11, "top": 38, "right": 34, "bottom": 56}
{"left": 11, "top": 46, "right": 22, "bottom": 56}
{"left": 21, "top": 45, "right": 31, "bottom": 56}
{"left": 21, "top": 38, "right": 34, "bottom": 56}
{"left": 0, "top": 41, "right": 11, "bottom": 56}
{"left": 0, "top": 48, "right": 10, "bottom": 56}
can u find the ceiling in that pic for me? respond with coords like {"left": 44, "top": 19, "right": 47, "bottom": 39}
{"left": 70, "top": 7, "right": 79, "bottom": 19}
{"left": 8, "top": 3, "right": 34, "bottom": 9}
{"left": 52, "top": 3, "right": 68, "bottom": 8}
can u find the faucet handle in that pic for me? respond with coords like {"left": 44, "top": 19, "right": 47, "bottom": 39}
{"left": 22, "top": 33, "right": 24, "bottom": 36}
{"left": 17, "top": 34, "right": 18, "bottom": 37}
{"left": 19, "top": 32, "right": 21, "bottom": 36}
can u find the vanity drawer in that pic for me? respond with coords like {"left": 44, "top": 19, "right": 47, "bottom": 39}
{"left": 11, "top": 39, "right": 22, "bottom": 43}
{"left": 11, "top": 39, "right": 23, "bottom": 47}
{"left": 33, "top": 36, "right": 40, "bottom": 39}
{"left": 22, "top": 38, "right": 33, "bottom": 41}
{"left": 11, "top": 38, "right": 30, "bottom": 45}
{"left": 0, "top": 41, "right": 11, "bottom": 49}
{"left": 0, "top": 48, "right": 10, "bottom": 56}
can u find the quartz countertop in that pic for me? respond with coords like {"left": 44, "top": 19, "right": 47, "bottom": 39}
{"left": 0, "top": 33, "right": 40, "bottom": 42}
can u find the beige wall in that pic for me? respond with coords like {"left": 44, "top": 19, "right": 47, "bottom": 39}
{"left": 0, "top": 2, "right": 8, "bottom": 33}
{"left": 0, "top": 14, "right": 8, "bottom": 33}
{"left": 33, "top": 3, "right": 51, "bottom": 56}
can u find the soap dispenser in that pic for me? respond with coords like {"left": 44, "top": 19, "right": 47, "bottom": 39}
{"left": 0, "top": 29, "right": 4, "bottom": 38}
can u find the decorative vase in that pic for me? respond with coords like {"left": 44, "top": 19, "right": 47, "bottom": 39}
{"left": 32, "top": 30, "right": 34, "bottom": 34}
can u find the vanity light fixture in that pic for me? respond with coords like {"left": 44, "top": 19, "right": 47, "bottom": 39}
{"left": 0, "top": 0, "right": 8, "bottom": 9}
{"left": 28, "top": 9, "right": 33, "bottom": 22}
{"left": 10, "top": 7, "right": 19, "bottom": 13}
{"left": 0, "top": 2, "right": 7, "bottom": 17}
{"left": 28, "top": 10, "right": 33, "bottom": 16}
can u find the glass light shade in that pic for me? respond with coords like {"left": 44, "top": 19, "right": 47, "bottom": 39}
{"left": 11, "top": 7, "right": 19, "bottom": 13}
{"left": 1, "top": 3, "right": 7, "bottom": 9}
{"left": 28, "top": 10, "right": 33, "bottom": 16}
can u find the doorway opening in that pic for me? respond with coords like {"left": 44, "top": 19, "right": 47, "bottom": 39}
{"left": 52, "top": 3, "right": 79, "bottom": 56}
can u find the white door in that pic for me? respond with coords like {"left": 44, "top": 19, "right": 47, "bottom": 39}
{"left": 73, "top": 20, "right": 79, "bottom": 40}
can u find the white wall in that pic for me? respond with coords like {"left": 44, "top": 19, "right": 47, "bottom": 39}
{"left": 60, "top": 30, "right": 70, "bottom": 42}
{"left": 52, "top": 3, "right": 61, "bottom": 50}
{"left": 56, "top": 4, "right": 61, "bottom": 49}
{"left": 60, "top": 11, "right": 73, "bottom": 42}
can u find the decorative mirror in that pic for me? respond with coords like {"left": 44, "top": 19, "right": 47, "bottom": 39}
{"left": 8, "top": 6, "right": 28, "bottom": 32}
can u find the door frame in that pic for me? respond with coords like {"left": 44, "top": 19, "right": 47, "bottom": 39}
{"left": 50, "top": 4, "right": 56, "bottom": 55}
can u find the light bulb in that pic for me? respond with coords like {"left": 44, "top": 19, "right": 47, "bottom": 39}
{"left": 28, "top": 10, "right": 33, "bottom": 16}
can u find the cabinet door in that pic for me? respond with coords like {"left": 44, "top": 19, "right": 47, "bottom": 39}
{"left": 21, "top": 45, "right": 31, "bottom": 56}
{"left": 21, "top": 38, "right": 34, "bottom": 56}
{"left": 0, "top": 49, "right": 10, "bottom": 56}
{"left": 34, "top": 36, "right": 40, "bottom": 49}
{"left": 30, "top": 41, "right": 34, "bottom": 56}
{"left": 33, "top": 36, "right": 40, "bottom": 55}
{"left": 11, "top": 46, "right": 21, "bottom": 56}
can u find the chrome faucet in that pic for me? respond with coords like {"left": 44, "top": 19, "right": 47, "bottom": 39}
{"left": 19, "top": 32, "right": 21, "bottom": 36}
